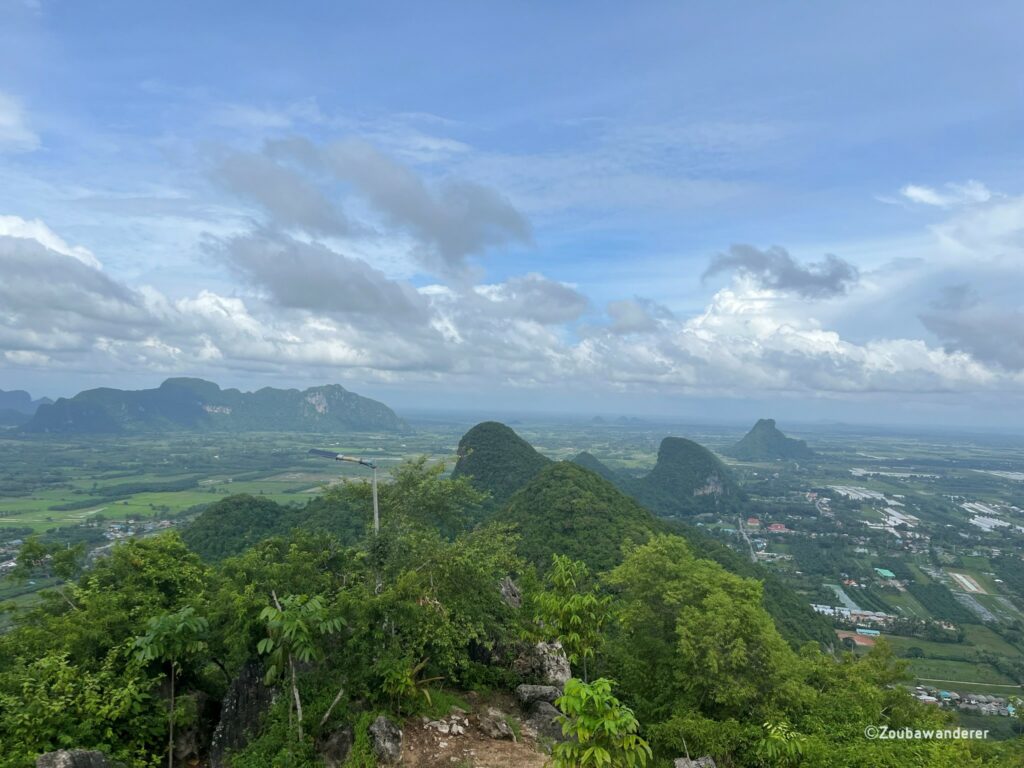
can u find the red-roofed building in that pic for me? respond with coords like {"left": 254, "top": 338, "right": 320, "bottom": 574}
{"left": 767, "top": 523, "right": 789, "bottom": 533}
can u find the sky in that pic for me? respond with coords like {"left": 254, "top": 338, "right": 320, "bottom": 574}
{"left": 1, "top": 1, "right": 1023, "bottom": 427}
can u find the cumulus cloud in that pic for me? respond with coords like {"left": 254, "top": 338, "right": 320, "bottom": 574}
{"left": 0, "top": 92, "right": 38, "bottom": 153}
{"left": 606, "top": 297, "right": 675, "bottom": 334}
{"left": 919, "top": 285, "right": 1024, "bottom": 371}
{"left": 0, "top": 216, "right": 102, "bottom": 269}
{"left": 216, "top": 231, "right": 427, "bottom": 321}
{"left": 473, "top": 273, "right": 589, "bottom": 324}
{"left": 0, "top": 234, "right": 150, "bottom": 361}
{"left": 211, "top": 150, "right": 349, "bottom": 235}
{"left": 703, "top": 244, "right": 859, "bottom": 298}
{"left": 900, "top": 180, "right": 992, "bottom": 208}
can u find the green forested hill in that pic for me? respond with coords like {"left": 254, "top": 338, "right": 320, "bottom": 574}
{"left": 571, "top": 450, "right": 624, "bottom": 484}
{"left": 632, "top": 436, "right": 743, "bottom": 517}
{"left": 21, "top": 378, "right": 407, "bottom": 434}
{"left": 725, "top": 418, "right": 815, "bottom": 461}
{"left": 451, "top": 421, "right": 552, "bottom": 504}
{"left": 499, "top": 461, "right": 665, "bottom": 571}
{"left": 497, "top": 459, "right": 833, "bottom": 648}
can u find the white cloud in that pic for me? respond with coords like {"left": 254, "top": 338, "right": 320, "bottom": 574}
{"left": 900, "top": 180, "right": 992, "bottom": 208}
{"left": 0, "top": 215, "right": 102, "bottom": 268}
{"left": 0, "top": 92, "right": 39, "bottom": 153}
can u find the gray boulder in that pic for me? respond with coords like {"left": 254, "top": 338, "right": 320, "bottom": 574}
{"left": 209, "top": 661, "right": 276, "bottom": 768}
{"left": 516, "top": 684, "right": 561, "bottom": 707}
{"left": 319, "top": 726, "right": 353, "bottom": 768}
{"left": 514, "top": 641, "right": 571, "bottom": 688}
{"left": 524, "top": 700, "right": 565, "bottom": 742}
{"left": 675, "top": 758, "right": 717, "bottom": 768}
{"left": 369, "top": 715, "right": 403, "bottom": 765}
{"left": 36, "top": 752, "right": 119, "bottom": 768}
{"left": 476, "top": 707, "right": 516, "bottom": 741}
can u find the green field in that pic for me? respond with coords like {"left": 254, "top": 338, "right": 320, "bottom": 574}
{"left": 905, "top": 658, "right": 1021, "bottom": 690}
{"left": 0, "top": 431, "right": 463, "bottom": 535}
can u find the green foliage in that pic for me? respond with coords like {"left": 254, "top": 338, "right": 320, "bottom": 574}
{"left": 754, "top": 720, "right": 806, "bottom": 767}
{"left": 451, "top": 421, "right": 552, "bottom": 505}
{"left": 0, "top": 648, "right": 164, "bottom": 768}
{"left": 500, "top": 462, "right": 662, "bottom": 572}
{"left": 342, "top": 711, "right": 379, "bottom": 768}
{"left": 134, "top": 606, "right": 209, "bottom": 669}
{"left": 258, "top": 594, "right": 344, "bottom": 680}
{"left": 536, "top": 555, "right": 611, "bottom": 681}
{"left": 632, "top": 437, "right": 743, "bottom": 518}
{"left": 571, "top": 452, "right": 622, "bottom": 483}
{"left": 551, "top": 678, "right": 652, "bottom": 768}
{"left": 377, "top": 655, "right": 442, "bottom": 715}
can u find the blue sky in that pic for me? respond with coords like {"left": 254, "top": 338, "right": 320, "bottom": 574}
{"left": 1, "top": 1, "right": 1023, "bottom": 426}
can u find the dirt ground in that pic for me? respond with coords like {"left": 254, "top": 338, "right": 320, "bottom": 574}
{"left": 399, "top": 693, "right": 550, "bottom": 768}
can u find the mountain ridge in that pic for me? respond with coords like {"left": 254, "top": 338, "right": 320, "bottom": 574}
{"left": 20, "top": 377, "right": 408, "bottom": 434}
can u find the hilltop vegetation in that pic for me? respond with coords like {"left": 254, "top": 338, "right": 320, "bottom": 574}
{"left": 21, "top": 378, "right": 407, "bottom": 435}
{"left": 500, "top": 461, "right": 665, "bottom": 571}
{"left": 2, "top": 457, "right": 1019, "bottom": 767}
{"left": 632, "top": 436, "right": 743, "bottom": 517}
{"left": 725, "top": 418, "right": 815, "bottom": 461}
{"left": 451, "top": 420, "right": 552, "bottom": 504}
{"left": 571, "top": 450, "right": 623, "bottom": 483}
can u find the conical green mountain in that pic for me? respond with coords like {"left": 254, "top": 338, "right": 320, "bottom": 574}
{"left": 22, "top": 378, "right": 406, "bottom": 434}
{"left": 633, "top": 437, "right": 742, "bottom": 517}
{"left": 571, "top": 451, "right": 622, "bottom": 484}
{"left": 725, "top": 418, "right": 814, "bottom": 461}
{"left": 451, "top": 421, "right": 552, "bottom": 504}
{"left": 499, "top": 461, "right": 665, "bottom": 571}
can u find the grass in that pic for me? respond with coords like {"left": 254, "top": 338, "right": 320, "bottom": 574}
{"left": 420, "top": 687, "right": 473, "bottom": 719}
{"left": 905, "top": 658, "right": 1020, "bottom": 688}
{"left": 962, "top": 625, "right": 1022, "bottom": 656}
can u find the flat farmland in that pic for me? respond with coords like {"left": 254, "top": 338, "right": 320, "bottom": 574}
{"left": 0, "top": 429, "right": 464, "bottom": 536}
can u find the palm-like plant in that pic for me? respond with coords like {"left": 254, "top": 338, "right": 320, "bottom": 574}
{"left": 257, "top": 592, "right": 344, "bottom": 740}
{"left": 134, "top": 606, "right": 208, "bottom": 768}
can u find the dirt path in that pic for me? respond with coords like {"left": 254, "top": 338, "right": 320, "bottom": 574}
{"left": 400, "top": 697, "right": 550, "bottom": 768}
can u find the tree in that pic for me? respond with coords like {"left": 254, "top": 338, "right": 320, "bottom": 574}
{"left": 550, "top": 678, "right": 652, "bottom": 768}
{"left": 134, "top": 606, "right": 209, "bottom": 768}
{"left": 12, "top": 538, "right": 85, "bottom": 611}
{"left": 257, "top": 592, "right": 344, "bottom": 741}
{"left": 755, "top": 720, "right": 806, "bottom": 767}
{"left": 536, "top": 554, "right": 611, "bottom": 681}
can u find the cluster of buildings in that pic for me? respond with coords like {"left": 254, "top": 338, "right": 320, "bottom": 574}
{"left": 0, "top": 538, "right": 23, "bottom": 575}
{"left": 914, "top": 686, "right": 1018, "bottom": 717}
{"left": 810, "top": 604, "right": 895, "bottom": 626}
{"left": 101, "top": 518, "right": 175, "bottom": 542}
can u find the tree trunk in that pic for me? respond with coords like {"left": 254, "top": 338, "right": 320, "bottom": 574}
{"left": 168, "top": 663, "right": 175, "bottom": 768}
{"left": 290, "top": 656, "right": 304, "bottom": 740}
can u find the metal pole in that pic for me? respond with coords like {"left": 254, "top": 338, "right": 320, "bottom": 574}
{"left": 371, "top": 466, "right": 380, "bottom": 536}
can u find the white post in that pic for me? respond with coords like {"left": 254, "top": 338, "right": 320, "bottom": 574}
{"left": 371, "top": 466, "right": 380, "bottom": 536}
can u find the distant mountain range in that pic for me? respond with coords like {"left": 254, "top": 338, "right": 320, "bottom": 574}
{"left": 19, "top": 377, "right": 407, "bottom": 434}
{"left": 724, "top": 418, "right": 815, "bottom": 461}
{"left": 0, "top": 389, "right": 52, "bottom": 427}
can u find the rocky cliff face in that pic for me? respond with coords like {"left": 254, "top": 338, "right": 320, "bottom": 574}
{"left": 209, "top": 661, "right": 276, "bottom": 768}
